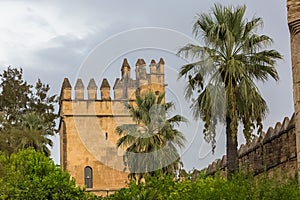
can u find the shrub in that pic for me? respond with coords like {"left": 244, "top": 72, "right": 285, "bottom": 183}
{"left": 0, "top": 149, "right": 99, "bottom": 200}
{"left": 106, "top": 171, "right": 300, "bottom": 200}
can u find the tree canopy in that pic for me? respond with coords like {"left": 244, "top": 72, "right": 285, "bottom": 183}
{"left": 0, "top": 67, "right": 57, "bottom": 156}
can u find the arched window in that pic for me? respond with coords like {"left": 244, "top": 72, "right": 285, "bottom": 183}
{"left": 84, "top": 166, "right": 93, "bottom": 188}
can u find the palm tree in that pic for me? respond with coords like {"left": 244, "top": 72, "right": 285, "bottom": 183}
{"left": 20, "top": 112, "right": 53, "bottom": 156}
{"left": 116, "top": 91, "right": 186, "bottom": 180}
{"left": 0, "top": 112, "right": 52, "bottom": 156}
{"left": 178, "top": 4, "right": 282, "bottom": 176}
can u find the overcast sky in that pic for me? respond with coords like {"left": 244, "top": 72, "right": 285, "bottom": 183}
{"left": 0, "top": 0, "right": 293, "bottom": 171}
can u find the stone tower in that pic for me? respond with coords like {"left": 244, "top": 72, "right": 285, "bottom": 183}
{"left": 287, "top": 0, "right": 300, "bottom": 173}
{"left": 59, "top": 58, "right": 165, "bottom": 196}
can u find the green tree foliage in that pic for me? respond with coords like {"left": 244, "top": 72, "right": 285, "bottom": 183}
{"left": 116, "top": 91, "right": 186, "bottom": 180}
{"left": 0, "top": 149, "right": 99, "bottom": 200}
{"left": 0, "top": 67, "right": 57, "bottom": 156}
{"left": 106, "top": 173, "right": 300, "bottom": 200}
{"left": 177, "top": 4, "right": 282, "bottom": 176}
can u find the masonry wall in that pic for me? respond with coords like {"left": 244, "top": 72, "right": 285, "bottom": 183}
{"left": 206, "top": 115, "right": 297, "bottom": 177}
{"left": 287, "top": 0, "right": 300, "bottom": 176}
{"left": 60, "top": 100, "right": 131, "bottom": 196}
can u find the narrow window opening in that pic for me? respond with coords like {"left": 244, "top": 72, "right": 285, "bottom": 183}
{"left": 84, "top": 166, "right": 93, "bottom": 188}
{"left": 105, "top": 132, "right": 108, "bottom": 140}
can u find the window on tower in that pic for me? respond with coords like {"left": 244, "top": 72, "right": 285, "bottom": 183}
{"left": 84, "top": 166, "right": 93, "bottom": 188}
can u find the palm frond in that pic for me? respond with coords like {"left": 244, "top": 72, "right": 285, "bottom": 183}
{"left": 115, "top": 91, "right": 186, "bottom": 177}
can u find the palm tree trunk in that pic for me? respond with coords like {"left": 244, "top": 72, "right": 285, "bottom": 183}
{"left": 226, "top": 116, "right": 238, "bottom": 178}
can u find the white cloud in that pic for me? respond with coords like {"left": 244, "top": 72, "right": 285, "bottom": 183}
{"left": 0, "top": 1, "right": 109, "bottom": 68}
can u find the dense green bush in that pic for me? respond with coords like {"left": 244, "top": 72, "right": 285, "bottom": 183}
{"left": 0, "top": 149, "right": 98, "bottom": 200}
{"left": 1, "top": 149, "right": 299, "bottom": 199}
{"left": 106, "top": 172, "right": 300, "bottom": 200}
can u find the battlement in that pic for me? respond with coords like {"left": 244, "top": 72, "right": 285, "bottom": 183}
{"left": 287, "top": 0, "right": 300, "bottom": 35}
{"left": 205, "top": 114, "right": 297, "bottom": 177}
{"left": 60, "top": 58, "right": 165, "bottom": 101}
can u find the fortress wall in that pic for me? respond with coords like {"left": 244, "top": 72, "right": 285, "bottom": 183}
{"left": 205, "top": 115, "right": 297, "bottom": 177}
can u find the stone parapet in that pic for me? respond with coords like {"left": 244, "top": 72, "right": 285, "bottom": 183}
{"left": 205, "top": 115, "right": 297, "bottom": 177}
{"left": 287, "top": 0, "right": 300, "bottom": 35}
{"left": 59, "top": 58, "right": 165, "bottom": 102}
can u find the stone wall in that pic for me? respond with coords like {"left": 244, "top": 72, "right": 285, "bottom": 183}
{"left": 205, "top": 114, "right": 297, "bottom": 177}
{"left": 287, "top": 0, "right": 300, "bottom": 176}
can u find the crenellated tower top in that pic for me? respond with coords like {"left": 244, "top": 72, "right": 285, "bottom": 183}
{"left": 287, "top": 0, "right": 300, "bottom": 35}
{"left": 121, "top": 58, "right": 131, "bottom": 80}
{"left": 62, "top": 77, "right": 72, "bottom": 89}
{"left": 100, "top": 78, "right": 111, "bottom": 100}
{"left": 60, "top": 58, "right": 165, "bottom": 101}
{"left": 60, "top": 78, "right": 72, "bottom": 100}
{"left": 87, "top": 78, "right": 97, "bottom": 89}
{"left": 74, "top": 79, "right": 84, "bottom": 100}
{"left": 87, "top": 78, "right": 97, "bottom": 100}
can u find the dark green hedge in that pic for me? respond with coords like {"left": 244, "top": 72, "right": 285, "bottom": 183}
{"left": 106, "top": 172, "right": 300, "bottom": 200}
